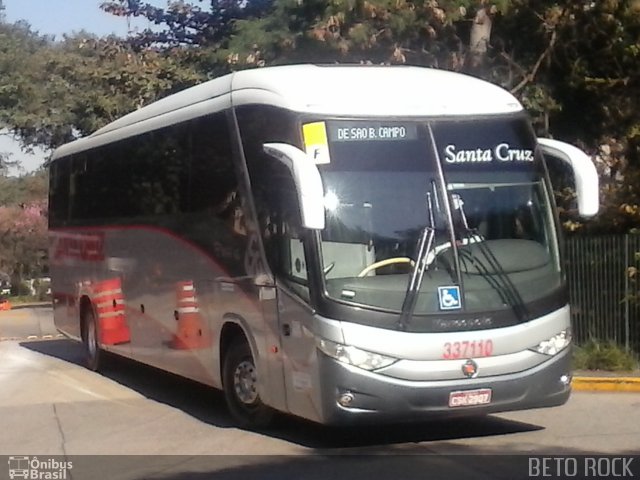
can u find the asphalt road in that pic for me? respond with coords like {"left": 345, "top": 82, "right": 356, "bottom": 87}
{"left": 0, "top": 307, "right": 639, "bottom": 480}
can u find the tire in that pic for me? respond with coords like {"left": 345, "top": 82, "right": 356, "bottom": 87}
{"left": 81, "top": 307, "right": 101, "bottom": 371}
{"left": 223, "top": 338, "right": 274, "bottom": 428}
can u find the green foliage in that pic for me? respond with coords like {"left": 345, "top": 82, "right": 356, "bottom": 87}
{"left": 0, "top": 23, "right": 205, "bottom": 151}
{"left": 573, "top": 339, "right": 639, "bottom": 372}
{"left": 0, "top": 170, "right": 47, "bottom": 207}
{"left": 0, "top": 200, "right": 48, "bottom": 283}
{"left": 0, "top": 170, "right": 48, "bottom": 286}
{"left": 99, "top": 0, "right": 273, "bottom": 55}
{"left": 221, "top": 0, "right": 475, "bottom": 67}
{"left": 0, "top": 1, "right": 639, "bottom": 235}
{"left": 534, "top": 1, "right": 640, "bottom": 233}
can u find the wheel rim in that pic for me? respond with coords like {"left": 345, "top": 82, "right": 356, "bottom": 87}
{"left": 87, "top": 316, "right": 97, "bottom": 358}
{"left": 233, "top": 360, "right": 258, "bottom": 405}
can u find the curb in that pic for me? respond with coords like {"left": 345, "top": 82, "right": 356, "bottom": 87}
{"left": 7, "top": 302, "right": 52, "bottom": 310}
{"left": 0, "top": 334, "right": 64, "bottom": 342}
{"left": 572, "top": 376, "right": 640, "bottom": 393}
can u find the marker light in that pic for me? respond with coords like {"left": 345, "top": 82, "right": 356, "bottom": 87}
{"left": 530, "top": 328, "right": 572, "bottom": 356}
{"left": 317, "top": 338, "right": 398, "bottom": 371}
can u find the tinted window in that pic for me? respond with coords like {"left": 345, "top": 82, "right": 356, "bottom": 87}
{"left": 64, "top": 113, "right": 234, "bottom": 224}
{"left": 48, "top": 156, "right": 71, "bottom": 227}
{"left": 236, "top": 105, "right": 308, "bottom": 286}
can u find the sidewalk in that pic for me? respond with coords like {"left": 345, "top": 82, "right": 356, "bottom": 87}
{"left": 5, "top": 301, "right": 51, "bottom": 309}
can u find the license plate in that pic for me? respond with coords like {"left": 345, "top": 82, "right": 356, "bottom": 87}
{"left": 448, "top": 388, "right": 492, "bottom": 408}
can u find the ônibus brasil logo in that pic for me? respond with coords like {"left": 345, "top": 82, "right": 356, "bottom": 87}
{"left": 8, "top": 456, "right": 72, "bottom": 480}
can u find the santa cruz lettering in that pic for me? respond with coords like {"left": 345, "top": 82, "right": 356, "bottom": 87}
{"left": 444, "top": 143, "right": 534, "bottom": 164}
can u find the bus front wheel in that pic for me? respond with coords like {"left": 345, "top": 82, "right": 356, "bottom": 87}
{"left": 82, "top": 308, "right": 101, "bottom": 371}
{"left": 223, "top": 339, "right": 273, "bottom": 428}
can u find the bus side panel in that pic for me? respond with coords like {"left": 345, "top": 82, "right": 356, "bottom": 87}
{"left": 50, "top": 229, "right": 104, "bottom": 341}
{"left": 277, "top": 289, "right": 324, "bottom": 423}
{"left": 256, "top": 284, "right": 288, "bottom": 412}
{"left": 50, "top": 252, "right": 81, "bottom": 341}
{"left": 50, "top": 228, "right": 134, "bottom": 359}
{"left": 113, "top": 226, "right": 217, "bottom": 386}
{"left": 50, "top": 223, "right": 243, "bottom": 388}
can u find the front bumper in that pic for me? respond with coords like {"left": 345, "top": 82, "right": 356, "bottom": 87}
{"left": 317, "top": 348, "right": 572, "bottom": 425}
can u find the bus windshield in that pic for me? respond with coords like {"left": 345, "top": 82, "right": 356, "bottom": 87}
{"left": 315, "top": 117, "right": 561, "bottom": 319}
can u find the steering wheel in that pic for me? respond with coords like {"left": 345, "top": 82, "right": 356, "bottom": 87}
{"left": 357, "top": 257, "right": 415, "bottom": 278}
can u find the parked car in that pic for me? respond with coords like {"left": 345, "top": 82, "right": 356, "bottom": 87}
{"left": 0, "top": 272, "right": 10, "bottom": 296}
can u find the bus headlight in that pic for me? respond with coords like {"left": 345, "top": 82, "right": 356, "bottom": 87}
{"left": 317, "top": 338, "right": 398, "bottom": 371}
{"left": 530, "top": 328, "right": 572, "bottom": 356}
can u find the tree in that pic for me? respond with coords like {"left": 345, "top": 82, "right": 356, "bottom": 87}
{"left": 0, "top": 170, "right": 47, "bottom": 207}
{"left": 0, "top": 200, "right": 48, "bottom": 285}
{"left": 1, "top": 1, "right": 638, "bottom": 233}
{"left": 0, "top": 22, "right": 205, "bottom": 151}
{"left": 100, "top": 0, "right": 273, "bottom": 48}
{"left": 215, "top": 0, "right": 640, "bottom": 233}
{"left": 0, "top": 170, "right": 48, "bottom": 286}
{"left": 506, "top": 0, "right": 640, "bottom": 233}
{"left": 0, "top": 141, "right": 18, "bottom": 175}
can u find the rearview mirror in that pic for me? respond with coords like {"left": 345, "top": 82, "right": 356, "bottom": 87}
{"left": 537, "top": 138, "right": 599, "bottom": 218}
{"left": 263, "top": 143, "right": 325, "bottom": 229}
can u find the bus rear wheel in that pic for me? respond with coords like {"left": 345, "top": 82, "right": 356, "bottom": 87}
{"left": 223, "top": 339, "right": 273, "bottom": 428}
{"left": 82, "top": 307, "right": 101, "bottom": 371}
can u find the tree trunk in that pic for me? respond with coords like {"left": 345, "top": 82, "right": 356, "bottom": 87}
{"left": 469, "top": 6, "right": 493, "bottom": 68}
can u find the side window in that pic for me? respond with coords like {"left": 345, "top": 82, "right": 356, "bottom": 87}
{"left": 236, "top": 105, "right": 308, "bottom": 285}
{"left": 49, "top": 157, "right": 71, "bottom": 227}
{"left": 542, "top": 150, "right": 577, "bottom": 219}
{"left": 187, "top": 114, "right": 237, "bottom": 217}
{"left": 70, "top": 124, "right": 201, "bottom": 223}
{"left": 68, "top": 142, "right": 128, "bottom": 222}
{"left": 181, "top": 113, "right": 249, "bottom": 276}
{"left": 68, "top": 150, "right": 96, "bottom": 222}
{"left": 68, "top": 117, "right": 229, "bottom": 224}
{"left": 128, "top": 128, "right": 188, "bottom": 217}
{"left": 255, "top": 161, "right": 308, "bottom": 284}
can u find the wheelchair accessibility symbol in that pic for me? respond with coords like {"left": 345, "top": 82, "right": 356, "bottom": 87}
{"left": 438, "top": 286, "right": 462, "bottom": 310}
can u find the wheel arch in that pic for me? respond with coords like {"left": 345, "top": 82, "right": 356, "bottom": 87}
{"left": 219, "top": 314, "right": 259, "bottom": 386}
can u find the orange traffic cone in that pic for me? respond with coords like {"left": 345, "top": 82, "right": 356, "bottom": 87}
{"left": 170, "top": 280, "right": 212, "bottom": 350}
{"left": 0, "top": 299, "right": 11, "bottom": 311}
{"left": 93, "top": 278, "right": 130, "bottom": 345}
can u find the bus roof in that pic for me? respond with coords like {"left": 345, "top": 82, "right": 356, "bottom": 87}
{"left": 52, "top": 64, "right": 524, "bottom": 160}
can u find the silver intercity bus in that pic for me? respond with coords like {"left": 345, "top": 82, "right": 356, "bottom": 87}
{"left": 49, "top": 65, "right": 599, "bottom": 427}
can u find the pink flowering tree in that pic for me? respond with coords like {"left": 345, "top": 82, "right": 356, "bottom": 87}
{"left": 0, "top": 200, "right": 48, "bottom": 292}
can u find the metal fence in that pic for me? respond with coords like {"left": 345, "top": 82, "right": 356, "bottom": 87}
{"left": 565, "top": 235, "right": 640, "bottom": 355}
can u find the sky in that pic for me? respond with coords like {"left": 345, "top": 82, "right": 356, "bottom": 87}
{"left": 4, "top": 0, "right": 165, "bottom": 39}
{"left": 2, "top": 0, "right": 165, "bottom": 175}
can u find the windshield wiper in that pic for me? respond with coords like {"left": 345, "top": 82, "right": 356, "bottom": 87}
{"left": 452, "top": 195, "right": 529, "bottom": 321}
{"left": 398, "top": 192, "right": 436, "bottom": 331}
{"left": 458, "top": 239, "right": 529, "bottom": 321}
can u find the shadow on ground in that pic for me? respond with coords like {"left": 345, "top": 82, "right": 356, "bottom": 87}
{"left": 22, "top": 339, "right": 543, "bottom": 451}
{"left": 54, "top": 449, "right": 640, "bottom": 480}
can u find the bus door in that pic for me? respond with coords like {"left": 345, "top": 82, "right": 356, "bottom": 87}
{"left": 251, "top": 164, "right": 323, "bottom": 420}
{"left": 274, "top": 239, "right": 323, "bottom": 422}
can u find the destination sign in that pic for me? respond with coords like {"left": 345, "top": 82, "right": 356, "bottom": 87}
{"left": 329, "top": 122, "right": 418, "bottom": 142}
